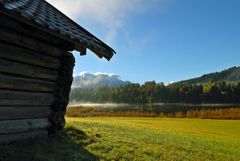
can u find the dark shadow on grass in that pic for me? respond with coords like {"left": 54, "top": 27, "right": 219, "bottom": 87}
{"left": 0, "top": 128, "right": 100, "bottom": 161}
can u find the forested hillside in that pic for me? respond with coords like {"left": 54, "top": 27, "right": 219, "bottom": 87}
{"left": 70, "top": 81, "right": 240, "bottom": 104}
{"left": 70, "top": 67, "right": 240, "bottom": 104}
{"left": 176, "top": 66, "right": 240, "bottom": 85}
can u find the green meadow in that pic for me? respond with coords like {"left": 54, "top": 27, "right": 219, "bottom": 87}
{"left": 1, "top": 118, "right": 240, "bottom": 161}
{"left": 66, "top": 117, "right": 240, "bottom": 161}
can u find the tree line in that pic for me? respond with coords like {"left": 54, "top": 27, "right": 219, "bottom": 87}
{"left": 70, "top": 81, "right": 240, "bottom": 104}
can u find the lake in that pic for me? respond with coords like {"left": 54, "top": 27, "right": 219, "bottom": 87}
{"left": 68, "top": 103, "right": 240, "bottom": 113}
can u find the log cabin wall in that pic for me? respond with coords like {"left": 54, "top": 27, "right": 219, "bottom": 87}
{"left": 0, "top": 15, "right": 75, "bottom": 143}
{"left": 0, "top": 0, "right": 115, "bottom": 143}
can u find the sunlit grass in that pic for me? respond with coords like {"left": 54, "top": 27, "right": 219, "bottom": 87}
{"left": 66, "top": 117, "right": 240, "bottom": 161}
{"left": 1, "top": 118, "right": 240, "bottom": 161}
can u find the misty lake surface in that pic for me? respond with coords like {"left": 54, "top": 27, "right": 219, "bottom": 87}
{"left": 68, "top": 103, "right": 240, "bottom": 113}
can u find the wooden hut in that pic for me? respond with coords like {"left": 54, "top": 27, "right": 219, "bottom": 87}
{"left": 0, "top": 0, "right": 115, "bottom": 143}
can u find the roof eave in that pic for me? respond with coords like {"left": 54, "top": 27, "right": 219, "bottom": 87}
{"left": 0, "top": 1, "right": 116, "bottom": 61}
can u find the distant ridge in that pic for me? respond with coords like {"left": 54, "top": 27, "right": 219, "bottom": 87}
{"left": 175, "top": 66, "right": 240, "bottom": 85}
{"left": 72, "top": 72, "right": 130, "bottom": 88}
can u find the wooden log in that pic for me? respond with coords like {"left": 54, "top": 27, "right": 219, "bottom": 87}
{"left": 0, "top": 106, "right": 52, "bottom": 120}
{"left": 48, "top": 111, "right": 66, "bottom": 134}
{"left": 0, "top": 90, "right": 55, "bottom": 106}
{"left": 49, "top": 52, "right": 75, "bottom": 134}
{"left": 0, "top": 130, "right": 48, "bottom": 144}
{"left": 0, "top": 14, "right": 75, "bottom": 52}
{"left": 52, "top": 97, "right": 69, "bottom": 112}
{"left": 0, "top": 74, "right": 57, "bottom": 92}
{"left": 0, "top": 118, "right": 50, "bottom": 135}
{"left": 0, "top": 42, "right": 61, "bottom": 69}
{"left": 50, "top": 111, "right": 66, "bottom": 127}
{"left": 0, "top": 58, "right": 58, "bottom": 81}
{"left": 0, "top": 26, "right": 66, "bottom": 57}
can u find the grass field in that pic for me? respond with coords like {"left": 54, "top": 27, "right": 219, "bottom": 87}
{"left": 1, "top": 118, "right": 240, "bottom": 161}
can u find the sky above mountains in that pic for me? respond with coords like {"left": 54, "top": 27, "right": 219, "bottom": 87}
{"left": 47, "top": 0, "right": 240, "bottom": 84}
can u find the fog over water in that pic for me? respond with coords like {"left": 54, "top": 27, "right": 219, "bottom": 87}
{"left": 68, "top": 102, "right": 131, "bottom": 108}
{"left": 68, "top": 102, "right": 240, "bottom": 113}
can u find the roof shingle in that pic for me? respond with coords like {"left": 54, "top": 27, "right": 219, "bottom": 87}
{"left": 0, "top": 0, "right": 115, "bottom": 60}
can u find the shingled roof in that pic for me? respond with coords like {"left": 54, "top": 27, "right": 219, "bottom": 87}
{"left": 0, "top": 0, "right": 115, "bottom": 60}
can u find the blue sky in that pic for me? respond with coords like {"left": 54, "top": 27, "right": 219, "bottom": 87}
{"left": 48, "top": 0, "right": 240, "bottom": 84}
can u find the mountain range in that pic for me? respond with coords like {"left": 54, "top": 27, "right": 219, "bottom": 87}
{"left": 72, "top": 72, "right": 130, "bottom": 88}
{"left": 72, "top": 67, "right": 240, "bottom": 88}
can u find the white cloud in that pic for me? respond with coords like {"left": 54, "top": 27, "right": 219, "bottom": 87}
{"left": 46, "top": 0, "right": 164, "bottom": 45}
{"left": 76, "top": 71, "right": 119, "bottom": 78}
{"left": 72, "top": 71, "right": 128, "bottom": 88}
{"left": 168, "top": 81, "right": 175, "bottom": 85}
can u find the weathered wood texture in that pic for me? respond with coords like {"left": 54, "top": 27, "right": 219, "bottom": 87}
{"left": 0, "top": 106, "right": 52, "bottom": 120}
{"left": 0, "top": 118, "right": 50, "bottom": 135}
{"left": 0, "top": 26, "right": 65, "bottom": 57}
{"left": 0, "top": 74, "right": 57, "bottom": 92}
{"left": 0, "top": 14, "right": 75, "bottom": 52}
{"left": 0, "top": 90, "right": 55, "bottom": 106}
{"left": 0, "top": 42, "right": 61, "bottom": 69}
{"left": 0, "top": 58, "right": 58, "bottom": 81}
{"left": 0, "top": 14, "right": 76, "bottom": 143}
{"left": 0, "top": 130, "right": 48, "bottom": 144}
{"left": 49, "top": 53, "right": 75, "bottom": 133}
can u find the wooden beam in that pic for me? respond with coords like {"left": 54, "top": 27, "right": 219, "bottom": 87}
{"left": 0, "top": 106, "right": 52, "bottom": 120}
{"left": 49, "top": 53, "right": 74, "bottom": 134}
{"left": 0, "top": 58, "right": 58, "bottom": 81}
{"left": 0, "top": 130, "right": 48, "bottom": 144}
{"left": 51, "top": 111, "right": 66, "bottom": 128}
{"left": 0, "top": 118, "right": 50, "bottom": 135}
{"left": 0, "top": 90, "right": 55, "bottom": 106}
{"left": 0, "top": 42, "right": 61, "bottom": 69}
{"left": 0, "top": 14, "right": 75, "bottom": 52}
{"left": 0, "top": 73, "right": 57, "bottom": 92}
{"left": 0, "top": 26, "right": 66, "bottom": 57}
